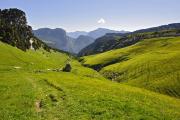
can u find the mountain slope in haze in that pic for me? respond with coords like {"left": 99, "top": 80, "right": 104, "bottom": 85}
{"left": 79, "top": 23, "right": 180, "bottom": 56}
{"left": 34, "top": 28, "right": 128, "bottom": 54}
{"left": 68, "top": 28, "right": 128, "bottom": 39}
{"left": 33, "top": 28, "right": 95, "bottom": 53}
{"left": 33, "top": 28, "right": 74, "bottom": 52}
{"left": 1, "top": 41, "right": 180, "bottom": 119}
{"left": 72, "top": 35, "right": 94, "bottom": 53}
{"left": 82, "top": 37, "right": 180, "bottom": 98}
{"left": 88, "top": 28, "right": 128, "bottom": 39}
{"left": 78, "top": 33, "right": 124, "bottom": 56}
{"left": 67, "top": 31, "right": 88, "bottom": 38}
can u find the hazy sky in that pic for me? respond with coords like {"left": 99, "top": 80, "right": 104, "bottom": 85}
{"left": 1, "top": 0, "right": 180, "bottom": 32}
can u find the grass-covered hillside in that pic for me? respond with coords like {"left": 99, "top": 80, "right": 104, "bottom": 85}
{"left": 82, "top": 37, "right": 180, "bottom": 98}
{"left": 0, "top": 41, "right": 180, "bottom": 119}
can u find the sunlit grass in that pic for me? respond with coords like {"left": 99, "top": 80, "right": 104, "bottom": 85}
{"left": 83, "top": 37, "right": 180, "bottom": 98}
{"left": 0, "top": 41, "right": 180, "bottom": 119}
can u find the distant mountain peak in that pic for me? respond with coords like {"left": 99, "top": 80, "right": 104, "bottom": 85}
{"left": 67, "top": 31, "right": 88, "bottom": 38}
{"left": 88, "top": 28, "right": 129, "bottom": 39}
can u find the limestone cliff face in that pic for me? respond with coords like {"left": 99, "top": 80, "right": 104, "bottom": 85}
{"left": 0, "top": 8, "right": 49, "bottom": 51}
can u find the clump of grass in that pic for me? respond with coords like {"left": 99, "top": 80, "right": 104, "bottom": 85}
{"left": 49, "top": 94, "right": 58, "bottom": 102}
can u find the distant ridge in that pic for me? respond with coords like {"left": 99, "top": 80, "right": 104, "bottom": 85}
{"left": 134, "top": 23, "right": 180, "bottom": 33}
{"left": 68, "top": 28, "right": 129, "bottom": 39}
{"left": 67, "top": 31, "right": 88, "bottom": 38}
{"left": 79, "top": 23, "right": 180, "bottom": 56}
{"left": 87, "top": 28, "right": 129, "bottom": 39}
{"left": 34, "top": 28, "right": 128, "bottom": 53}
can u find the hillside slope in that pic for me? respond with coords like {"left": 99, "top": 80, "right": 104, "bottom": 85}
{"left": 72, "top": 35, "right": 94, "bottom": 53}
{"left": 79, "top": 24, "right": 180, "bottom": 56}
{"left": 0, "top": 41, "right": 180, "bottom": 119}
{"left": 82, "top": 37, "right": 180, "bottom": 98}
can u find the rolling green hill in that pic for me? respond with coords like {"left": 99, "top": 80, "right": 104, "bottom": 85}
{"left": 82, "top": 37, "right": 180, "bottom": 98}
{"left": 1, "top": 41, "right": 180, "bottom": 119}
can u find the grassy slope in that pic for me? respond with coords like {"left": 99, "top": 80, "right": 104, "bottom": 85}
{"left": 0, "top": 41, "right": 180, "bottom": 119}
{"left": 82, "top": 37, "right": 180, "bottom": 98}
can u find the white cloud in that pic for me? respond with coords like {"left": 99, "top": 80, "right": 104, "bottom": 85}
{"left": 97, "top": 18, "right": 106, "bottom": 24}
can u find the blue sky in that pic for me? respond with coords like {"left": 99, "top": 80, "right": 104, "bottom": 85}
{"left": 1, "top": 0, "right": 180, "bottom": 32}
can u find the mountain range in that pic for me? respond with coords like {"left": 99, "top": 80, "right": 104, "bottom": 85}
{"left": 79, "top": 23, "right": 180, "bottom": 56}
{"left": 33, "top": 28, "right": 129, "bottom": 53}
{"left": 87, "top": 28, "right": 128, "bottom": 39}
{"left": 67, "top": 31, "right": 88, "bottom": 38}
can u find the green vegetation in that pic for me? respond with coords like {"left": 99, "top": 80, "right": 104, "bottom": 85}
{"left": 82, "top": 37, "right": 180, "bottom": 98}
{"left": 0, "top": 8, "right": 50, "bottom": 51}
{"left": 1, "top": 8, "right": 180, "bottom": 120}
{"left": 0, "top": 41, "right": 180, "bottom": 119}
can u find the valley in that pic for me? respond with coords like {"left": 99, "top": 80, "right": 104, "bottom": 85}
{"left": 0, "top": 8, "right": 180, "bottom": 120}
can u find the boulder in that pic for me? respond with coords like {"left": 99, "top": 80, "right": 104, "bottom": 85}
{"left": 62, "top": 63, "right": 71, "bottom": 72}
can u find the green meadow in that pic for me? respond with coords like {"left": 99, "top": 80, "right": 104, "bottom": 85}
{"left": 82, "top": 37, "right": 180, "bottom": 98}
{"left": 0, "top": 40, "right": 180, "bottom": 120}
{"left": 0, "top": 41, "right": 180, "bottom": 119}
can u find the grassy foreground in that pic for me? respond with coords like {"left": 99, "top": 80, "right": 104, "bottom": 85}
{"left": 82, "top": 37, "right": 180, "bottom": 98}
{"left": 0, "top": 41, "right": 180, "bottom": 119}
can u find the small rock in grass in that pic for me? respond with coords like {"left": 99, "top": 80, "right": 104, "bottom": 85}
{"left": 62, "top": 63, "right": 71, "bottom": 72}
